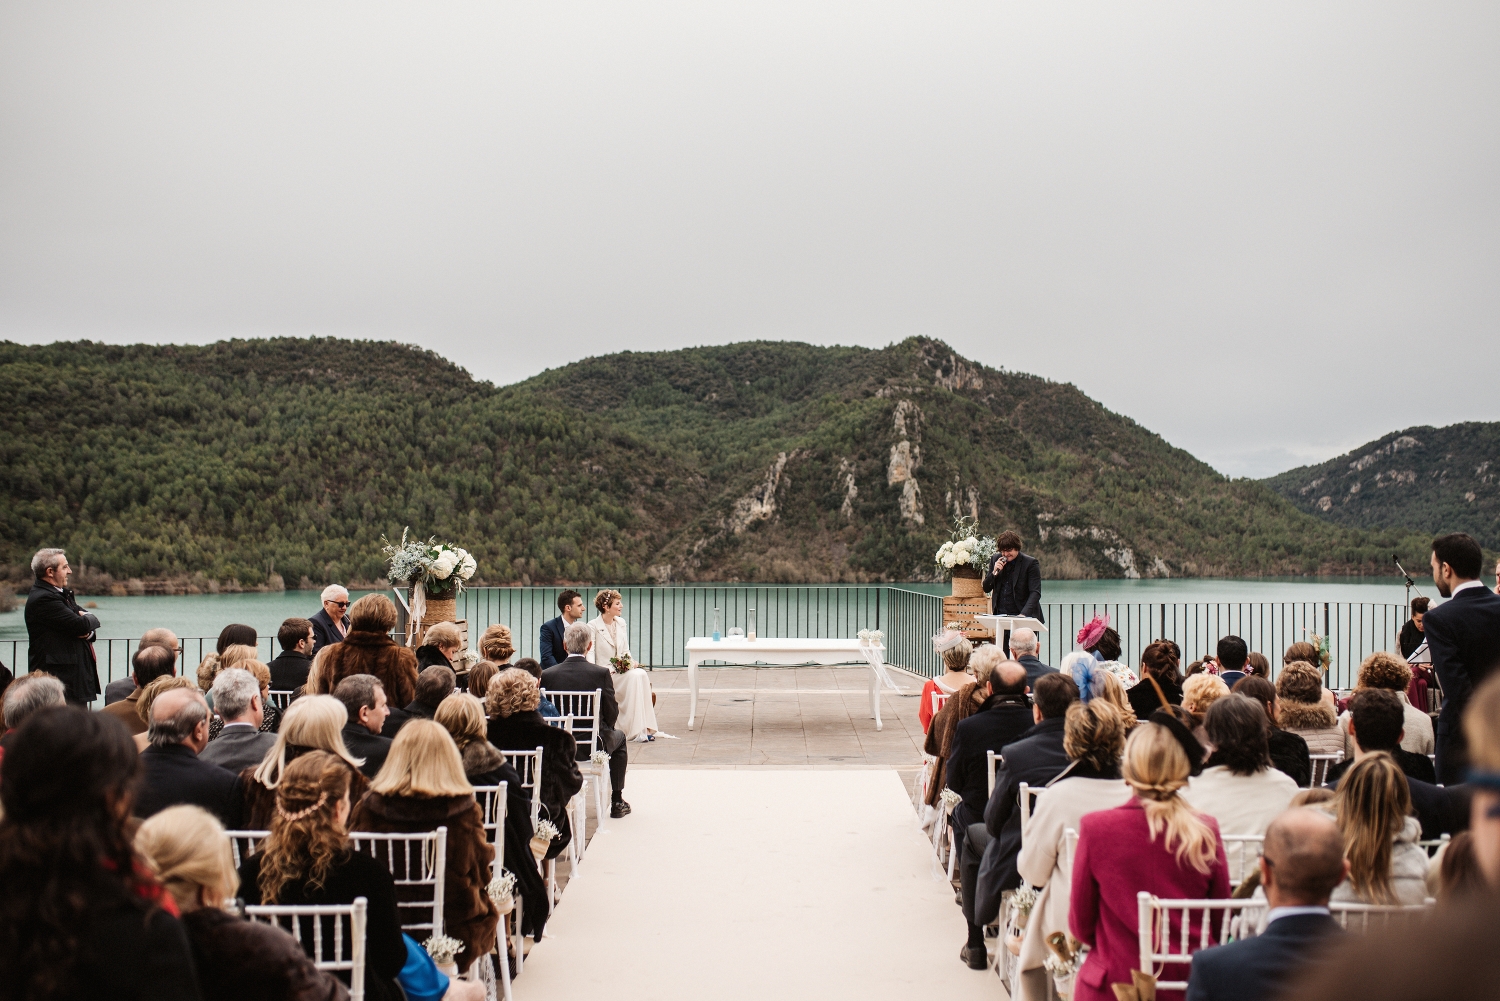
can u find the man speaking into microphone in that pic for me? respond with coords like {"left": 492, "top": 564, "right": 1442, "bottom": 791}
{"left": 981, "top": 531, "right": 1043, "bottom": 655}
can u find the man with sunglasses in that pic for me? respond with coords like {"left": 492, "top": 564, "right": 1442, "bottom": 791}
{"left": 310, "top": 584, "right": 352, "bottom": 654}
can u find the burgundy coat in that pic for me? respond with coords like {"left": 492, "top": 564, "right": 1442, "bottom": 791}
{"left": 1068, "top": 799, "right": 1230, "bottom": 1001}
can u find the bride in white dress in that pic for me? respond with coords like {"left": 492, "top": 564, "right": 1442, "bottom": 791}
{"left": 588, "top": 589, "right": 660, "bottom": 741}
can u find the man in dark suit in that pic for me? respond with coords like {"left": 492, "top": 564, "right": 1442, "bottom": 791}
{"left": 981, "top": 531, "right": 1043, "bottom": 655}
{"left": 1325, "top": 689, "right": 1437, "bottom": 786}
{"left": 24, "top": 548, "right": 100, "bottom": 706}
{"left": 104, "top": 628, "right": 179, "bottom": 706}
{"left": 538, "top": 589, "right": 585, "bottom": 668}
{"left": 134, "top": 687, "right": 243, "bottom": 827}
{"left": 333, "top": 674, "right": 394, "bottom": 778}
{"left": 541, "top": 620, "right": 631, "bottom": 817}
{"left": 1186, "top": 808, "right": 1347, "bottom": 1001}
{"left": 946, "top": 660, "right": 1035, "bottom": 876}
{"left": 1424, "top": 533, "right": 1500, "bottom": 784}
{"left": 404, "top": 665, "right": 455, "bottom": 720}
{"left": 200, "top": 667, "right": 277, "bottom": 774}
{"left": 310, "top": 585, "right": 351, "bottom": 654}
{"left": 1007, "top": 627, "right": 1055, "bottom": 691}
{"left": 101, "top": 644, "right": 176, "bottom": 737}
{"left": 269, "top": 617, "right": 315, "bottom": 692}
{"left": 961, "top": 671, "right": 1080, "bottom": 968}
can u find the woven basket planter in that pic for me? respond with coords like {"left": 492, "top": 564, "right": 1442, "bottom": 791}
{"left": 950, "top": 565, "right": 984, "bottom": 598}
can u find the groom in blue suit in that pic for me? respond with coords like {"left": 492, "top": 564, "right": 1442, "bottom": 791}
{"left": 539, "top": 589, "right": 585, "bottom": 668}
{"left": 1186, "top": 809, "right": 1347, "bottom": 1001}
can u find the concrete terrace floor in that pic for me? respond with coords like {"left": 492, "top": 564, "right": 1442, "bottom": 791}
{"left": 622, "top": 665, "right": 929, "bottom": 779}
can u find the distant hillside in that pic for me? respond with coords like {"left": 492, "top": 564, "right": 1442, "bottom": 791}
{"left": 1264, "top": 423, "right": 1500, "bottom": 550}
{"left": 0, "top": 337, "right": 1431, "bottom": 588}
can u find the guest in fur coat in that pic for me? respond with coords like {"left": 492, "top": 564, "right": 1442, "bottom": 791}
{"left": 309, "top": 595, "right": 418, "bottom": 709}
{"left": 1276, "top": 662, "right": 1345, "bottom": 758}
{"left": 486, "top": 670, "right": 584, "bottom": 860}
{"left": 349, "top": 721, "right": 499, "bottom": 975}
{"left": 435, "top": 692, "right": 551, "bottom": 939}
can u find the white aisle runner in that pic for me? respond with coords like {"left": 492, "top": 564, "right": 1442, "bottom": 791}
{"left": 516, "top": 768, "right": 1002, "bottom": 1001}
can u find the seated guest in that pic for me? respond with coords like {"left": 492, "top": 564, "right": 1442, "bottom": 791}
{"left": 921, "top": 627, "right": 974, "bottom": 734}
{"left": 1186, "top": 808, "right": 1347, "bottom": 1001}
{"left": 486, "top": 670, "right": 584, "bottom": 858}
{"left": 131, "top": 675, "right": 197, "bottom": 751}
{"left": 1435, "top": 830, "right": 1486, "bottom": 903}
{"left": 1398, "top": 597, "right": 1428, "bottom": 659}
{"left": 509, "top": 658, "right": 559, "bottom": 717}
{"left": 1243, "top": 651, "right": 1271, "bottom": 678}
{"left": 1323, "top": 753, "right": 1428, "bottom": 905}
{"left": 105, "top": 627, "right": 179, "bottom": 705}
{"left": 1183, "top": 694, "right": 1299, "bottom": 882}
{"left": 1231, "top": 675, "right": 1311, "bottom": 787}
{"left": 541, "top": 621, "right": 630, "bottom": 818}
{"left": 309, "top": 594, "right": 418, "bottom": 715}
{"left": 1338, "top": 651, "right": 1434, "bottom": 758}
{"left": 538, "top": 589, "right": 584, "bottom": 668}
{"left": 405, "top": 664, "right": 456, "bottom": 721}
{"left": 1282, "top": 641, "right": 1322, "bottom": 670}
{"left": 466, "top": 660, "right": 500, "bottom": 707}
{"left": 1276, "top": 662, "right": 1344, "bottom": 757}
{"left": 1009, "top": 627, "right": 1054, "bottom": 693}
{"left": 310, "top": 584, "right": 351, "bottom": 653}
{"left": 103, "top": 643, "right": 176, "bottom": 733}
{"left": 946, "top": 661, "right": 1034, "bottom": 858}
{"left": 1182, "top": 672, "right": 1230, "bottom": 720}
{"left": 1070, "top": 720, "right": 1230, "bottom": 999}
{"left": 201, "top": 668, "right": 278, "bottom": 773}
{"left": 218, "top": 623, "right": 259, "bottom": 655}
{"left": 962, "top": 672, "right": 1080, "bottom": 968}
{"left": 1128, "top": 639, "right": 1184, "bottom": 720}
{"left": 135, "top": 804, "right": 350, "bottom": 1001}
{"left": 923, "top": 647, "right": 1002, "bottom": 814}
{"left": 1082, "top": 662, "right": 1138, "bottom": 728}
{"left": 208, "top": 658, "right": 280, "bottom": 739}
{"left": 1014, "top": 700, "right": 1133, "bottom": 1000}
{"left": 1214, "top": 635, "right": 1249, "bottom": 687}
{"left": 269, "top": 617, "right": 316, "bottom": 693}
{"left": 332, "top": 674, "right": 394, "bottom": 778}
{"left": 239, "top": 752, "right": 406, "bottom": 1001}
{"left": 135, "top": 686, "right": 243, "bottom": 827}
{"left": 433, "top": 692, "right": 551, "bottom": 943}
{"left": 349, "top": 721, "right": 499, "bottom": 976}
{"left": 415, "top": 621, "right": 464, "bottom": 672}
{"left": 1, "top": 672, "right": 66, "bottom": 751}
{"left": 478, "top": 624, "right": 515, "bottom": 668}
{"left": 1327, "top": 689, "right": 1436, "bottom": 785}
{"left": 241, "top": 695, "right": 369, "bottom": 829}
{"left": 0, "top": 707, "right": 200, "bottom": 999}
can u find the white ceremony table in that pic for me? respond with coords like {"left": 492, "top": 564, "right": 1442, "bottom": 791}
{"left": 683, "top": 637, "right": 895, "bottom": 731}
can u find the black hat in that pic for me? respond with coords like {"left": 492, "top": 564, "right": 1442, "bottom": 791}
{"left": 1149, "top": 706, "right": 1205, "bottom": 776}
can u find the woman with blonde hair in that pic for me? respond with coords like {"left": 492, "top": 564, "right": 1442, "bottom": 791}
{"left": 1069, "top": 721, "right": 1229, "bottom": 1000}
{"left": 239, "top": 695, "right": 368, "bottom": 829}
{"left": 922, "top": 643, "right": 1001, "bottom": 814}
{"left": 1015, "top": 700, "right": 1133, "bottom": 1001}
{"left": 349, "top": 720, "right": 499, "bottom": 974}
{"left": 1324, "top": 752, "right": 1427, "bottom": 905}
{"left": 135, "top": 805, "right": 349, "bottom": 1001}
{"left": 1181, "top": 672, "right": 1229, "bottom": 718}
{"left": 1338, "top": 651, "right": 1434, "bottom": 757}
{"left": 920, "top": 625, "right": 973, "bottom": 733}
{"left": 477, "top": 625, "right": 514, "bottom": 666}
{"left": 588, "top": 589, "right": 660, "bottom": 741}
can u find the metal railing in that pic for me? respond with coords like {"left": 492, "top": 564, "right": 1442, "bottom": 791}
{"left": 2, "top": 588, "right": 1410, "bottom": 704}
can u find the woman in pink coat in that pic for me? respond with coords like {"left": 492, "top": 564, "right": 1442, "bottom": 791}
{"left": 1069, "top": 718, "right": 1230, "bottom": 1001}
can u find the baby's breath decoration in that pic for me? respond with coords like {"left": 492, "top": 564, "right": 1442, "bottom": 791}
{"left": 422, "top": 933, "right": 465, "bottom": 967}
{"left": 487, "top": 869, "right": 518, "bottom": 914}
{"left": 530, "top": 819, "right": 560, "bottom": 861}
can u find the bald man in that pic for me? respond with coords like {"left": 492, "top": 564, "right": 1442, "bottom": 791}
{"left": 945, "top": 660, "right": 1036, "bottom": 883}
{"left": 104, "top": 627, "right": 179, "bottom": 705}
{"left": 1186, "top": 808, "right": 1348, "bottom": 1001}
{"left": 133, "top": 687, "right": 243, "bottom": 827}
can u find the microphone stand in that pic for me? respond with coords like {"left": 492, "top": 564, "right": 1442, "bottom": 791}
{"left": 1393, "top": 555, "right": 1423, "bottom": 620}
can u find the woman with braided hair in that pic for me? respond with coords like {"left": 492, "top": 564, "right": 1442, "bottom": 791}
{"left": 1068, "top": 721, "right": 1230, "bottom": 1001}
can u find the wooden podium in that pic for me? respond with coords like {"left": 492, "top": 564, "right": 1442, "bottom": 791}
{"left": 944, "top": 595, "right": 995, "bottom": 642}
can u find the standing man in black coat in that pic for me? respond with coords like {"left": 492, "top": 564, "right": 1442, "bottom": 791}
{"left": 24, "top": 548, "right": 100, "bottom": 706}
{"left": 1186, "top": 808, "right": 1347, "bottom": 1001}
{"left": 1425, "top": 533, "right": 1500, "bottom": 785}
{"left": 982, "top": 531, "right": 1043, "bottom": 655}
{"left": 541, "top": 621, "right": 631, "bottom": 817}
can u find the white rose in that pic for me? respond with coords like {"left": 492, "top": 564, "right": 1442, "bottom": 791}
{"left": 431, "top": 550, "right": 457, "bottom": 580}
{"left": 956, "top": 538, "right": 973, "bottom": 551}
{"left": 458, "top": 554, "right": 476, "bottom": 579}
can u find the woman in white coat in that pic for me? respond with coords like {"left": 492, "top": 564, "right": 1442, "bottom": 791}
{"left": 588, "top": 589, "right": 660, "bottom": 741}
{"left": 1014, "top": 699, "right": 1133, "bottom": 1001}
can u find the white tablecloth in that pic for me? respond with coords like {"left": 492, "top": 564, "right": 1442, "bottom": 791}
{"left": 682, "top": 637, "right": 896, "bottom": 730}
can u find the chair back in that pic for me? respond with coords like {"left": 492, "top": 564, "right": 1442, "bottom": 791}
{"left": 472, "top": 783, "right": 509, "bottom": 857}
{"left": 225, "top": 829, "right": 271, "bottom": 868}
{"left": 1219, "top": 834, "right": 1265, "bottom": 885}
{"left": 932, "top": 690, "right": 950, "bottom": 718}
{"left": 1308, "top": 752, "right": 1344, "bottom": 787}
{"left": 504, "top": 746, "right": 545, "bottom": 829}
{"left": 267, "top": 690, "right": 296, "bottom": 711}
{"left": 245, "top": 897, "right": 367, "bottom": 1001}
{"left": 987, "top": 751, "right": 999, "bottom": 798}
{"left": 1418, "top": 832, "right": 1451, "bottom": 857}
{"left": 1018, "top": 782, "right": 1043, "bottom": 836}
{"left": 540, "top": 688, "right": 603, "bottom": 758}
{"left": 349, "top": 828, "right": 447, "bottom": 939}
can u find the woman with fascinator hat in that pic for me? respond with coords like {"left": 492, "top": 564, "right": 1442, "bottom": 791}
{"left": 919, "top": 624, "right": 974, "bottom": 733}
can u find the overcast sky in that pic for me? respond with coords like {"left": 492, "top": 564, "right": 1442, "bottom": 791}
{"left": 3, "top": 2, "right": 1497, "bottom": 478}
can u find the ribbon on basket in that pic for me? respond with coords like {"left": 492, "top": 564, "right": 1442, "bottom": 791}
{"left": 406, "top": 580, "right": 427, "bottom": 648}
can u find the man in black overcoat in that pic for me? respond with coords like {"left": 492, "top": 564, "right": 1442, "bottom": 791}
{"left": 1425, "top": 533, "right": 1500, "bottom": 784}
{"left": 24, "top": 548, "right": 100, "bottom": 705}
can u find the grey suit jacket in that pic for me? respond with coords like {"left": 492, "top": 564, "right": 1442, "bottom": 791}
{"left": 199, "top": 724, "right": 277, "bottom": 775}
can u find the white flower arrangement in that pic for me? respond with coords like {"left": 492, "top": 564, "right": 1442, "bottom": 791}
{"left": 488, "top": 869, "right": 518, "bottom": 913}
{"left": 1011, "top": 883, "right": 1040, "bottom": 919}
{"left": 933, "top": 515, "right": 998, "bottom": 577}
{"left": 381, "top": 528, "right": 477, "bottom": 598}
{"left": 530, "top": 819, "right": 560, "bottom": 861}
{"left": 590, "top": 749, "right": 609, "bottom": 766}
{"left": 857, "top": 629, "right": 885, "bottom": 643}
{"left": 939, "top": 787, "right": 963, "bottom": 811}
{"left": 422, "top": 933, "right": 465, "bottom": 966}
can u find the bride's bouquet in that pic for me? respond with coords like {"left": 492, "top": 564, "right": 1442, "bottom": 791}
{"left": 609, "top": 654, "right": 633, "bottom": 674}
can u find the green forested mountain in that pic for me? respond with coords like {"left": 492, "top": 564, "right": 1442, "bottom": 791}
{"left": 1264, "top": 423, "right": 1500, "bottom": 550}
{"left": 0, "top": 337, "right": 1431, "bottom": 589}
